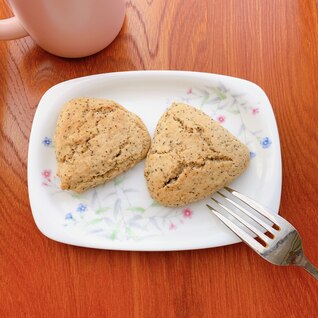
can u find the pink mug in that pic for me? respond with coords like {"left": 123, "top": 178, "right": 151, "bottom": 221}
{"left": 0, "top": 0, "right": 125, "bottom": 58}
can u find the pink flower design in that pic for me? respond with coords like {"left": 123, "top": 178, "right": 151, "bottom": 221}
{"left": 41, "top": 169, "right": 51, "bottom": 182}
{"left": 252, "top": 108, "right": 259, "bottom": 115}
{"left": 183, "top": 208, "right": 193, "bottom": 218}
{"left": 169, "top": 223, "right": 177, "bottom": 231}
{"left": 217, "top": 115, "right": 225, "bottom": 123}
{"left": 186, "top": 88, "right": 193, "bottom": 95}
{"left": 42, "top": 170, "right": 51, "bottom": 178}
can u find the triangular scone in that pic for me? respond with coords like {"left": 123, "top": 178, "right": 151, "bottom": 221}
{"left": 144, "top": 102, "right": 249, "bottom": 207}
{"left": 55, "top": 98, "right": 151, "bottom": 192}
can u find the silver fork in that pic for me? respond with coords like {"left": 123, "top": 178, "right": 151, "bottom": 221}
{"left": 207, "top": 187, "right": 318, "bottom": 280}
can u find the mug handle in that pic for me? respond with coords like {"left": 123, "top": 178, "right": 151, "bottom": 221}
{"left": 0, "top": 17, "right": 28, "bottom": 40}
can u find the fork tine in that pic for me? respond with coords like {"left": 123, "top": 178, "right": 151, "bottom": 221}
{"left": 211, "top": 197, "right": 271, "bottom": 245}
{"left": 225, "top": 187, "right": 279, "bottom": 225}
{"left": 207, "top": 204, "right": 265, "bottom": 252}
{"left": 218, "top": 190, "right": 277, "bottom": 233}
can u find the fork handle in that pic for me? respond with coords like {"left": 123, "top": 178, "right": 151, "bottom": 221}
{"left": 299, "top": 257, "right": 318, "bottom": 280}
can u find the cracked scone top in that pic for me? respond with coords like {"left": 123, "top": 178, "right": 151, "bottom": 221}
{"left": 144, "top": 102, "right": 250, "bottom": 207}
{"left": 54, "top": 98, "right": 151, "bottom": 192}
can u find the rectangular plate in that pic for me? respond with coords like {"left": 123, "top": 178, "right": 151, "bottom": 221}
{"left": 28, "top": 71, "right": 282, "bottom": 251}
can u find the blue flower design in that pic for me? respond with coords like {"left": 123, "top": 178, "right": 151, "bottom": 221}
{"left": 260, "top": 137, "right": 272, "bottom": 149}
{"left": 65, "top": 213, "right": 73, "bottom": 220}
{"left": 42, "top": 137, "right": 52, "bottom": 146}
{"left": 77, "top": 203, "right": 87, "bottom": 213}
{"left": 250, "top": 152, "right": 256, "bottom": 159}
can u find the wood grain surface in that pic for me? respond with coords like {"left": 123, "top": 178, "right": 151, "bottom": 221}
{"left": 1, "top": 0, "right": 318, "bottom": 317}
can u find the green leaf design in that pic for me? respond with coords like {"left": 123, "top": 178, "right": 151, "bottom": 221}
{"left": 114, "top": 178, "right": 124, "bottom": 186}
{"left": 212, "top": 87, "right": 227, "bottom": 100}
{"left": 70, "top": 193, "right": 81, "bottom": 199}
{"left": 150, "top": 201, "right": 161, "bottom": 207}
{"left": 127, "top": 207, "right": 145, "bottom": 213}
{"left": 87, "top": 218, "right": 104, "bottom": 225}
{"left": 95, "top": 207, "right": 110, "bottom": 214}
{"left": 201, "top": 94, "right": 209, "bottom": 106}
{"left": 228, "top": 109, "right": 240, "bottom": 114}
{"left": 110, "top": 230, "right": 117, "bottom": 240}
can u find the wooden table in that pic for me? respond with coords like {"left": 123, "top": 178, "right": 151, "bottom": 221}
{"left": 1, "top": 0, "right": 318, "bottom": 317}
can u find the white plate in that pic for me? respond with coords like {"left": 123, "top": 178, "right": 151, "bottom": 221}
{"left": 28, "top": 71, "right": 282, "bottom": 251}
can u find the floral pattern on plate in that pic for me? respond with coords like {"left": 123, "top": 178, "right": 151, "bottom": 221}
{"left": 40, "top": 82, "right": 272, "bottom": 242}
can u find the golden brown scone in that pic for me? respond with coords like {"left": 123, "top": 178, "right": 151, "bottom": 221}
{"left": 144, "top": 102, "right": 249, "bottom": 207}
{"left": 54, "top": 97, "right": 151, "bottom": 192}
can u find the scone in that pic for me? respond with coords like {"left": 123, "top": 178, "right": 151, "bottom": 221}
{"left": 54, "top": 98, "right": 151, "bottom": 192}
{"left": 144, "top": 102, "right": 249, "bottom": 207}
